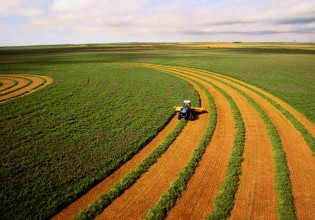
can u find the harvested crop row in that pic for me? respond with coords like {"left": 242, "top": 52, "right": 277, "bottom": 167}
{"left": 0, "top": 74, "right": 52, "bottom": 103}
{"left": 181, "top": 67, "right": 315, "bottom": 219}
{"left": 95, "top": 76, "right": 209, "bottom": 220}
{"left": 218, "top": 77, "right": 314, "bottom": 219}
{"left": 144, "top": 71, "right": 217, "bottom": 219}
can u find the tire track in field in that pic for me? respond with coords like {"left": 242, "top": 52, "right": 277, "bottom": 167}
{"left": 0, "top": 74, "right": 52, "bottom": 103}
{"left": 96, "top": 78, "right": 209, "bottom": 220}
{"left": 51, "top": 117, "right": 179, "bottom": 220}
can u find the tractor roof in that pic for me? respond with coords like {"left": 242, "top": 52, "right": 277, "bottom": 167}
{"left": 184, "top": 100, "right": 191, "bottom": 103}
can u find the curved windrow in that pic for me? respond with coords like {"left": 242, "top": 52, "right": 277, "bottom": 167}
{"left": 0, "top": 74, "right": 52, "bottom": 103}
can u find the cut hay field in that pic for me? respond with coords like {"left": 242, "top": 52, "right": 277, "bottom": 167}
{"left": 0, "top": 42, "right": 314, "bottom": 220}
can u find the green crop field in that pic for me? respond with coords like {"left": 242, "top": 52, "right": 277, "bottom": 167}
{"left": 0, "top": 42, "right": 314, "bottom": 220}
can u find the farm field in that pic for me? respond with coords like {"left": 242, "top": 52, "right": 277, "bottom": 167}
{"left": 0, "top": 42, "right": 314, "bottom": 220}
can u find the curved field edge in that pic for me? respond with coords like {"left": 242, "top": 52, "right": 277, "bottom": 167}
{"left": 144, "top": 71, "right": 217, "bottom": 219}
{"left": 0, "top": 74, "right": 52, "bottom": 103}
{"left": 75, "top": 120, "right": 188, "bottom": 219}
{"left": 190, "top": 68, "right": 315, "bottom": 156}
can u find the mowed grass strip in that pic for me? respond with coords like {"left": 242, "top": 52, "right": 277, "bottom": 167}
{"left": 76, "top": 119, "right": 188, "bottom": 220}
{"left": 192, "top": 68, "right": 315, "bottom": 156}
{"left": 0, "top": 64, "right": 199, "bottom": 220}
{"left": 144, "top": 69, "right": 217, "bottom": 219}
{"left": 29, "top": 76, "right": 48, "bottom": 91}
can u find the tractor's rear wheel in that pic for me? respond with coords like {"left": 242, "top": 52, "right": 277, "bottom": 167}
{"left": 189, "top": 111, "right": 194, "bottom": 120}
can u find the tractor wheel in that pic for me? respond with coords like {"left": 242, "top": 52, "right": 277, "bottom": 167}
{"left": 178, "top": 112, "right": 181, "bottom": 120}
{"left": 189, "top": 111, "right": 194, "bottom": 120}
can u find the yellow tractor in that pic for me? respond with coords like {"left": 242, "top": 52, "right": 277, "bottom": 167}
{"left": 174, "top": 100, "right": 203, "bottom": 120}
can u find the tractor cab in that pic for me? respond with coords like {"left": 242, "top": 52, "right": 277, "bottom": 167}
{"left": 183, "top": 100, "right": 191, "bottom": 109}
{"left": 178, "top": 100, "right": 193, "bottom": 120}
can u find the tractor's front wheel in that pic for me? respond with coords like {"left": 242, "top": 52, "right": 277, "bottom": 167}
{"left": 178, "top": 112, "right": 181, "bottom": 120}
